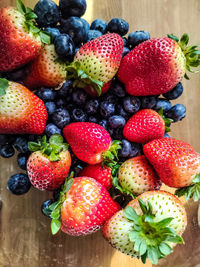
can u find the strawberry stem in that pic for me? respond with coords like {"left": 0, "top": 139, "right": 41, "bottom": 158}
{"left": 102, "top": 140, "right": 121, "bottom": 165}
{"left": 0, "top": 78, "right": 9, "bottom": 96}
{"left": 158, "top": 108, "right": 173, "bottom": 132}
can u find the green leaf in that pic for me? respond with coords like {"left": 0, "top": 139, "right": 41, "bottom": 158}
{"left": 43, "top": 207, "right": 53, "bottom": 217}
{"left": 49, "top": 151, "right": 60, "bottom": 162}
{"left": 51, "top": 219, "right": 61, "bottom": 235}
{"left": 49, "top": 134, "right": 64, "bottom": 145}
{"left": 139, "top": 239, "right": 147, "bottom": 256}
{"left": 17, "top": 0, "right": 26, "bottom": 14}
{"left": 0, "top": 78, "right": 9, "bottom": 96}
{"left": 49, "top": 202, "right": 58, "bottom": 211}
{"left": 29, "top": 23, "right": 40, "bottom": 33}
{"left": 129, "top": 230, "right": 140, "bottom": 242}
{"left": 192, "top": 173, "right": 200, "bottom": 183}
{"left": 28, "top": 142, "right": 41, "bottom": 152}
{"left": 147, "top": 246, "right": 159, "bottom": 265}
{"left": 134, "top": 238, "right": 142, "bottom": 252}
{"left": 40, "top": 31, "right": 52, "bottom": 45}
{"left": 180, "top": 33, "right": 189, "bottom": 48}
{"left": 184, "top": 73, "right": 190, "bottom": 80}
{"left": 158, "top": 108, "right": 163, "bottom": 117}
{"left": 167, "top": 34, "right": 179, "bottom": 43}
{"left": 63, "top": 178, "right": 74, "bottom": 194}
{"left": 165, "top": 234, "right": 184, "bottom": 244}
{"left": 144, "top": 215, "right": 154, "bottom": 223}
{"left": 159, "top": 242, "right": 172, "bottom": 256}
{"left": 156, "top": 217, "right": 174, "bottom": 229}
{"left": 124, "top": 206, "right": 140, "bottom": 223}
{"left": 138, "top": 198, "right": 147, "bottom": 214}
{"left": 141, "top": 252, "right": 148, "bottom": 264}
{"left": 25, "top": 11, "right": 38, "bottom": 20}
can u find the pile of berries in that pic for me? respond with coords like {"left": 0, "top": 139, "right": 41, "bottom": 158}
{"left": 0, "top": 0, "right": 200, "bottom": 265}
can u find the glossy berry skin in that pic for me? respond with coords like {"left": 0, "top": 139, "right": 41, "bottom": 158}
{"left": 45, "top": 27, "right": 61, "bottom": 41}
{"left": 118, "top": 139, "right": 132, "bottom": 158}
{"left": 58, "top": 80, "right": 73, "bottom": 97}
{"left": 81, "top": 18, "right": 90, "bottom": 32}
{"left": 88, "top": 116, "right": 98, "bottom": 123}
{"left": 0, "top": 144, "right": 15, "bottom": 158}
{"left": 123, "top": 96, "right": 141, "bottom": 114}
{"left": 72, "top": 89, "right": 88, "bottom": 105}
{"left": 41, "top": 199, "right": 55, "bottom": 217}
{"left": 61, "top": 177, "right": 121, "bottom": 236}
{"left": 87, "top": 30, "right": 102, "bottom": 41}
{"left": 34, "top": 0, "right": 60, "bottom": 27}
{"left": 107, "top": 18, "right": 129, "bottom": 36}
{"left": 166, "top": 104, "right": 186, "bottom": 122}
{"left": 129, "top": 143, "right": 140, "bottom": 157}
{"left": 13, "top": 137, "right": 29, "bottom": 153}
{"left": 109, "top": 115, "right": 126, "bottom": 129}
{"left": 122, "top": 47, "right": 130, "bottom": 58}
{"left": 17, "top": 153, "right": 30, "bottom": 170}
{"left": 7, "top": 173, "right": 31, "bottom": 195}
{"left": 85, "top": 99, "right": 99, "bottom": 115}
{"left": 100, "top": 101, "right": 115, "bottom": 118}
{"left": 128, "top": 31, "right": 150, "bottom": 48}
{"left": 45, "top": 123, "right": 62, "bottom": 137}
{"left": 35, "top": 88, "right": 57, "bottom": 102}
{"left": 54, "top": 34, "right": 75, "bottom": 60}
{"left": 117, "top": 105, "right": 129, "bottom": 120}
{"left": 90, "top": 19, "right": 107, "bottom": 34}
{"left": 163, "top": 82, "right": 183, "bottom": 100}
{"left": 141, "top": 96, "right": 157, "bottom": 109}
{"left": 55, "top": 99, "right": 67, "bottom": 108}
{"left": 79, "top": 164, "right": 112, "bottom": 189}
{"left": 59, "top": 0, "right": 87, "bottom": 18}
{"left": 63, "top": 122, "right": 112, "bottom": 164}
{"left": 123, "top": 109, "right": 165, "bottom": 144}
{"left": 154, "top": 98, "right": 172, "bottom": 113}
{"left": 99, "top": 120, "right": 108, "bottom": 130}
{"left": 52, "top": 108, "right": 70, "bottom": 129}
{"left": 110, "top": 80, "right": 126, "bottom": 98}
{"left": 71, "top": 108, "right": 87, "bottom": 122}
{"left": 45, "top": 102, "right": 57, "bottom": 115}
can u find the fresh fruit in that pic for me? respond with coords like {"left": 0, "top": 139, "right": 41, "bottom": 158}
{"left": 166, "top": 104, "right": 186, "bottom": 122}
{"left": 123, "top": 96, "right": 141, "bottom": 114}
{"left": 45, "top": 102, "right": 57, "bottom": 115}
{"left": 0, "top": 79, "right": 48, "bottom": 134}
{"left": 118, "top": 34, "right": 200, "bottom": 96}
{"left": 110, "top": 79, "right": 126, "bottom": 98}
{"left": 85, "top": 99, "right": 99, "bottom": 115}
{"left": 72, "top": 88, "right": 88, "bottom": 105}
{"left": 118, "top": 139, "right": 137, "bottom": 158}
{"left": 27, "top": 134, "right": 71, "bottom": 191}
{"left": 143, "top": 138, "right": 200, "bottom": 201}
{"left": 71, "top": 108, "right": 87, "bottom": 122}
{"left": 7, "top": 173, "right": 31, "bottom": 195}
{"left": 87, "top": 30, "right": 103, "bottom": 41}
{"left": 59, "top": 0, "right": 87, "bottom": 18}
{"left": 107, "top": 18, "right": 129, "bottom": 36}
{"left": 35, "top": 87, "right": 57, "bottom": 102}
{"left": 45, "top": 27, "right": 61, "bottom": 41}
{"left": 41, "top": 199, "right": 55, "bottom": 217}
{"left": 54, "top": 34, "right": 75, "bottom": 60}
{"left": 23, "top": 44, "right": 67, "bottom": 89}
{"left": 52, "top": 108, "right": 71, "bottom": 129}
{"left": 0, "top": 144, "right": 15, "bottom": 158}
{"left": 108, "top": 115, "right": 126, "bottom": 129}
{"left": 100, "top": 101, "right": 116, "bottom": 118}
{"left": 90, "top": 19, "right": 107, "bottom": 34}
{"left": 102, "top": 190, "right": 187, "bottom": 264}
{"left": 163, "top": 82, "right": 183, "bottom": 100}
{"left": 122, "top": 47, "right": 130, "bottom": 57}
{"left": 13, "top": 137, "right": 29, "bottom": 153}
{"left": 128, "top": 31, "right": 150, "bottom": 48}
{"left": 154, "top": 98, "right": 172, "bottom": 113}
{"left": 63, "top": 122, "right": 121, "bottom": 164}
{"left": 17, "top": 152, "right": 30, "bottom": 170}
{"left": 141, "top": 96, "right": 157, "bottom": 109}
{"left": 45, "top": 123, "right": 62, "bottom": 137}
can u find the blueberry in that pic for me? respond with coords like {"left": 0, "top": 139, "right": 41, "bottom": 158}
{"left": 59, "top": 0, "right": 87, "bottom": 18}
{"left": 17, "top": 153, "right": 30, "bottom": 170}
{"left": 107, "top": 18, "right": 129, "bottom": 36}
{"left": 87, "top": 30, "right": 102, "bottom": 41}
{"left": 99, "top": 119, "right": 108, "bottom": 130}
{"left": 128, "top": 31, "right": 150, "bottom": 48}
{"left": 112, "top": 128, "right": 124, "bottom": 140}
{"left": 88, "top": 116, "right": 98, "bottom": 123}
{"left": 72, "top": 88, "right": 88, "bottom": 105}
{"left": 119, "top": 139, "right": 132, "bottom": 158}
{"left": 101, "top": 93, "right": 116, "bottom": 103}
{"left": 55, "top": 98, "right": 66, "bottom": 108}
{"left": 163, "top": 133, "right": 170, "bottom": 138}
{"left": 109, "top": 115, "right": 126, "bottom": 129}
{"left": 122, "top": 47, "right": 130, "bottom": 57}
{"left": 0, "top": 144, "right": 15, "bottom": 158}
{"left": 90, "top": 19, "right": 107, "bottom": 34}
{"left": 141, "top": 96, "right": 157, "bottom": 109}
{"left": 85, "top": 99, "right": 99, "bottom": 115}
{"left": 116, "top": 104, "right": 129, "bottom": 120}
{"left": 5, "top": 66, "right": 28, "bottom": 81}
{"left": 54, "top": 34, "right": 75, "bottom": 60}
{"left": 100, "top": 101, "right": 115, "bottom": 118}
{"left": 0, "top": 134, "right": 9, "bottom": 145}
{"left": 13, "top": 137, "right": 29, "bottom": 153}
{"left": 129, "top": 143, "right": 140, "bottom": 157}
{"left": 45, "top": 101, "right": 57, "bottom": 115}
{"left": 60, "top": 17, "right": 87, "bottom": 44}
{"left": 41, "top": 199, "right": 55, "bottom": 217}
{"left": 45, "top": 27, "right": 60, "bottom": 41}
{"left": 34, "top": 0, "right": 60, "bottom": 27}
{"left": 35, "top": 88, "right": 57, "bottom": 102}
{"left": 81, "top": 18, "right": 90, "bottom": 32}
{"left": 71, "top": 108, "right": 87, "bottom": 122}
{"left": 52, "top": 108, "right": 70, "bottom": 128}
{"left": 123, "top": 37, "right": 128, "bottom": 47}
{"left": 110, "top": 80, "right": 126, "bottom": 98}
{"left": 123, "top": 96, "right": 141, "bottom": 114}
{"left": 165, "top": 104, "right": 186, "bottom": 122}
{"left": 45, "top": 123, "right": 62, "bottom": 136}
{"left": 7, "top": 173, "right": 31, "bottom": 195}
{"left": 107, "top": 127, "right": 114, "bottom": 137}
{"left": 163, "top": 83, "right": 183, "bottom": 100}
{"left": 58, "top": 80, "right": 73, "bottom": 97}
{"left": 154, "top": 98, "right": 172, "bottom": 113}
{"left": 75, "top": 47, "right": 80, "bottom": 54}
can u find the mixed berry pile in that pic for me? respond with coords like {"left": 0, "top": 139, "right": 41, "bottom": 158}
{"left": 0, "top": 0, "right": 200, "bottom": 265}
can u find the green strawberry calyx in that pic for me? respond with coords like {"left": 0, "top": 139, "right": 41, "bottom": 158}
{"left": 168, "top": 33, "right": 200, "bottom": 79}
{"left": 66, "top": 61, "right": 104, "bottom": 96}
{"left": 28, "top": 134, "right": 69, "bottom": 162}
{"left": 0, "top": 78, "right": 9, "bottom": 96}
{"left": 102, "top": 140, "right": 122, "bottom": 165}
{"left": 16, "top": 0, "right": 51, "bottom": 44}
{"left": 158, "top": 108, "right": 173, "bottom": 132}
{"left": 175, "top": 173, "right": 200, "bottom": 201}
{"left": 124, "top": 199, "right": 184, "bottom": 265}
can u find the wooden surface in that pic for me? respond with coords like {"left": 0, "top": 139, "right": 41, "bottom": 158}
{"left": 0, "top": 0, "right": 200, "bottom": 267}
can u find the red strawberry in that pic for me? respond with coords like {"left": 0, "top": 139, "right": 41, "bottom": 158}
{"left": 0, "top": 0, "right": 50, "bottom": 72}
{"left": 143, "top": 138, "right": 200, "bottom": 201}
{"left": 118, "top": 34, "right": 200, "bottom": 96}
{"left": 23, "top": 44, "right": 67, "bottom": 89}
{"left": 27, "top": 134, "right": 71, "bottom": 191}
{"left": 66, "top": 33, "right": 123, "bottom": 95}
{"left": 49, "top": 176, "right": 121, "bottom": 236}
{"left": 63, "top": 122, "right": 121, "bottom": 165}
{"left": 84, "top": 80, "right": 112, "bottom": 97}
{"left": 123, "top": 109, "right": 172, "bottom": 144}
{"left": 0, "top": 79, "right": 47, "bottom": 134}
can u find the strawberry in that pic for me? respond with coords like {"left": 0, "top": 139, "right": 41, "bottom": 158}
{"left": 143, "top": 138, "right": 200, "bottom": 201}
{"left": 48, "top": 176, "right": 121, "bottom": 236}
{"left": 123, "top": 109, "right": 172, "bottom": 144}
{"left": 0, "top": 78, "right": 47, "bottom": 134}
{"left": 27, "top": 134, "right": 71, "bottom": 191}
{"left": 0, "top": 0, "right": 50, "bottom": 72}
{"left": 23, "top": 44, "right": 67, "bottom": 89}
{"left": 102, "top": 190, "right": 187, "bottom": 264}
{"left": 66, "top": 33, "right": 123, "bottom": 95}
{"left": 118, "top": 34, "right": 200, "bottom": 96}
{"left": 63, "top": 122, "right": 121, "bottom": 165}
{"left": 84, "top": 80, "right": 112, "bottom": 97}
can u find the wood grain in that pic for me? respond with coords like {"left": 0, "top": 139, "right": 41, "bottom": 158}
{"left": 0, "top": 0, "right": 200, "bottom": 266}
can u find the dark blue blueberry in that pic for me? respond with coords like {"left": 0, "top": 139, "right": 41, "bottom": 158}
{"left": 72, "top": 88, "right": 88, "bottom": 105}
{"left": 165, "top": 104, "right": 186, "bottom": 122}
{"left": 60, "top": 17, "right": 87, "bottom": 44}
{"left": 101, "top": 93, "right": 116, "bottom": 103}
{"left": 13, "top": 137, "right": 29, "bottom": 153}
{"left": 81, "top": 18, "right": 90, "bottom": 32}
{"left": 7, "top": 173, "right": 31, "bottom": 195}
{"left": 90, "top": 19, "right": 107, "bottom": 34}
{"left": 99, "top": 119, "right": 108, "bottom": 130}
{"left": 129, "top": 143, "right": 140, "bottom": 157}
{"left": 55, "top": 98, "right": 67, "bottom": 108}
{"left": 5, "top": 66, "right": 28, "bottom": 81}
{"left": 45, "top": 27, "right": 60, "bottom": 41}
{"left": 109, "top": 115, "right": 126, "bottom": 129}
{"left": 45, "top": 101, "right": 57, "bottom": 115}
{"left": 141, "top": 96, "right": 158, "bottom": 109}
{"left": 88, "top": 116, "right": 98, "bottom": 123}
{"left": 119, "top": 139, "right": 132, "bottom": 158}
{"left": 123, "top": 96, "right": 141, "bottom": 114}
{"left": 163, "top": 133, "right": 171, "bottom": 138}
{"left": 52, "top": 108, "right": 70, "bottom": 128}
{"left": 107, "top": 18, "right": 129, "bottom": 36}
{"left": 116, "top": 104, "right": 129, "bottom": 120}
{"left": 58, "top": 80, "right": 73, "bottom": 97}
{"left": 59, "top": 0, "right": 87, "bottom": 18}
{"left": 100, "top": 101, "right": 115, "bottom": 118}
{"left": 54, "top": 34, "right": 75, "bottom": 60}
{"left": 0, "top": 144, "right": 15, "bottom": 158}
{"left": 87, "top": 30, "right": 102, "bottom": 41}
{"left": 163, "top": 83, "right": 183, "bottom": 100}
{"left": 34, "top": 0, "right": 60, "bottom": 27}
{"left": 154, "top": 98, "right": 172, "bottom": 113}
{"left": 85, "top": 99, "right": 99, "bottom": 115}
{"left": 35, "top": 88, "right": 57, "bottom": 102}
{"left": 27, "top": 135, "right": 38, "bottom": 142}
{"left": 123, "top": 37, "right": 128, "bottom": 47}
{"left": 45, "top": 123, "right": 62, "bottom": 136}
{"left": 107, "top": 127, "right": 114, "bottom": 137}
{"left": 112, "top": 128, "right": 123, "bottom": 140}
{"left": 128, "top": 31, "right": 150, "bottom": 48}
{"left": 17, "top": 153, "right": 30, "bottom": 170}
{"left": 7, "top": 135, "right": 18, "bottom": 145}
{"left": 122, "top": 47, "right": 130, "bottom": 57}
{"left": 0, "top": 134, "right": 9, "bottom": 145}
{"left": 41, "top": 199, "right": 55, "bottom": 217}
{"left": 71, "top": 108, "right": 87, "bottom": 122}
{"left": 111, "top": 80, "right": 126, "bottom": 98}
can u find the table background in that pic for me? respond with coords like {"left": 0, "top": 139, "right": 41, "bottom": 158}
{"left": 0, "top": 0, "right": 200, "bottom": 266}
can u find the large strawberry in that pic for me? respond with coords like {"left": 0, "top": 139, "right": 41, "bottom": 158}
{"left": 0, "top": 79, "right": 47, "bottom": 134}
{"left": 63, "top": 122, "right": 121, "bottom": 165}
{"left": 0, "top": 0, "right": 50, "bottom": 72}
{"left": 103, "top": 190, "right": 187, "bottom": 264}
{"left": 27, "top": 134, "right": 71, "bottom": 191}
{"left": 123, "top": 109, "right": 172, "bottom": 144}
{"left": 66, "top": 33, "right": 123, "bottom": 96}
{"left": 47, "top": 176, "right": 121, "bottom": 236}
{"left": 118, "top": 33, "right": 200, "bottom": 96}
{"left": 143, "top": 138, "right": 200, "bottom": 201}
{"left": 23, "top": 44, "right": 67, "bottom": 89}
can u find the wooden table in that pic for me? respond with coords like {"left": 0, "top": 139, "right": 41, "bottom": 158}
{"left": 0, "top": 0, "right": 200, "bottom": 266}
